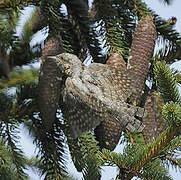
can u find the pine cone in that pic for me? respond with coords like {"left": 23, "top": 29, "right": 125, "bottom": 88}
{"left": 127, "top": 15, "right": 156, "bottom": 105}
{"left": 38, "top": 36, "right": 64, "bottom": 131}
{"left": 106, "top": 52, "right": 126, "bottom": 70}
{"left": 142, "top": 91, "right": 168, "bottom": 143}
{"left": 94, "top": 116, "right": 122, "bottom": 150}
{"left": 41, "top": 36, "right": 64, "bottom": 60}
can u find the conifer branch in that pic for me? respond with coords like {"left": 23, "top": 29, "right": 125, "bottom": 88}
{"left": 0, "top": 93, "right": 28, "bottom": 179}
{"left": 32, "top": 121, "right": 67, "bottom": 179}
{"left": 0, "top": 0, "right": 40, "bottom": 11}
{"left": 154, "top": 61, "right": 181, "bottom": 103}
{"left": 165, "top": 155, "right": 181, "bottom": 168}
{"left": 93, "top": 0, "right": 135, "bottom": 59}
{"left": 65, "top": 0, "right": 89, "bottom": 60}
{"left": 77, "top": 132, "right": 101, "bottom": 179}
{"left": 140, "top": 158, "right": 172, "bottom": 180}
{"left": 4, "top": 121, "right": 28, "bottom": 179}
{"left": 131, "top": 126, "right": 181, "bottom": 175}
{"left": 162, "top": 44, "right": 181, "bottom": 62}
{"left": 21, "top": 7, "right": 43, "bottom": 42}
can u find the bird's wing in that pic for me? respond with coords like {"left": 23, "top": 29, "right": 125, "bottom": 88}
{"left": 62, "top": 63, "right": 144, "bottom": 138}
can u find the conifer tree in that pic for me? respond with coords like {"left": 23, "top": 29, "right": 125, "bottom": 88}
{"left": 0, "top": 0, "right": 181, "bottom": 180}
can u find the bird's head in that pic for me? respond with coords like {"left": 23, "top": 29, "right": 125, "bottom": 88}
{"left": 48, "top": 53, "right": 82, "bottom": 76}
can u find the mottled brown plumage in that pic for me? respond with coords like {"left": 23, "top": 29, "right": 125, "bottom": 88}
{"left": 95, "top": 52, "right": 126, "bottom": 150}
{"left": 48, "top": 53, "right": 145, "bottom": 138}
{"left": 38, "top": 16, "right": 156, "bottom": 147}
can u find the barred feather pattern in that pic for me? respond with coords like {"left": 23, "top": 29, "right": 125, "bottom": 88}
{"left": 51, "top": 53, "right": 145, "bottom": 139}
{"left": 95, "top": 52, "right": 126, "bottom": 150}
{"left": 127, "top": 15, "right": 156, "bottom": 105}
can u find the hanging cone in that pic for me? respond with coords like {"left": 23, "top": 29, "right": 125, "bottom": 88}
{"left": 38, "top": 36, "right": 64, "bottom": 131}
{"left": 127, "top": 15, "right": 156, "bottom": 105}
{"left": 142, "top": 91, "right": 168, "bottom": 143}
{"left": 106, "top": 52, "right": 126, "bottom": 70}
{"left": 41, "top": 36, "right": 64, "bottom": 60}
{"left": 94, "top": 116, "right": 122, "bottom": 151}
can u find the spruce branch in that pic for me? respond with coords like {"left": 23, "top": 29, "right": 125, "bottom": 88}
{"left": 65, "top": 0, "right": 89, "bottom": 60}
{"left": 77, "top": 132, "right": 101, "bottom": 180}
{"left": 15, "top": 82, "right": 68, "bottom": 179}
{"left": 33, "top": 120, "right": 67, "bottom": 180}
{"left": 158, "top": 0, "right": 174, "bottom": 5}
{"left": 154, "top": 61, "right": 181, "bottom": 103}
{"left": 0, "top": 15, "right": 17, "bottom": 49}
{"left": 162, "top": 43, "right": 181, "bottom": 63}
{"left": 131, "top": 0, "right": 152, "bottom": 17}
{"left": 130, "top": 126, "right": 181, "bottom": 176}
{"left": 4, "top": 122, "right": 28, "bottom": 179}
{"left": 65, "top": 132, "right": 101, "bottom": 179}
{"left": 40, "top": 0, "right": 83, "bottom": 56}
{"left": 15, "top": 82, "right": 39, "bottom": 123}
{"left": 97, "top": 148, "right": 124, "bottom": 168}
{"left": 165, "top": 155, "right": 181, "bottom": 168}
{"left": 162, "top": 102, "right": 181, "bottom": 126}
{"left": 0, "top": 140, "right": 24, "bottom": 180}
{"left": 21, "top": 7, "right": 43, "bottom": 42}
{"left": 57, "top": 9, "right": 83, "bottom": 56}
{"left": 154, "top": 15, "right": 181, "bottom": 63}
{"left": 0, "top": 93, "right": 28, "bottom": 179}
{"left": 0, "top": 0, "right": 40, "bottom": 12}
{"left": 172, "top": 68, "right": 181, "bottom": 84}
{"left": 93, "top": 0, "right": 136, "bottom": 59}
{"left": 140, "top": 158, "right": 172, "bottom": 180}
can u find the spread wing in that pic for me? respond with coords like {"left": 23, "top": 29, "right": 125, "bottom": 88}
{"left": 62, "top": 63, "right": 144, "bottom": 138}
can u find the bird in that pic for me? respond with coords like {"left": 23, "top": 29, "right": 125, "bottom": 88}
{"left": 94, "top": 52, "right": 127, "bottom": 150}
{"left": 46, "top": 53, "right": 145, "bottom": 138}
{"left": 38, "top": 15, "right": 156, "bottom": 149}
